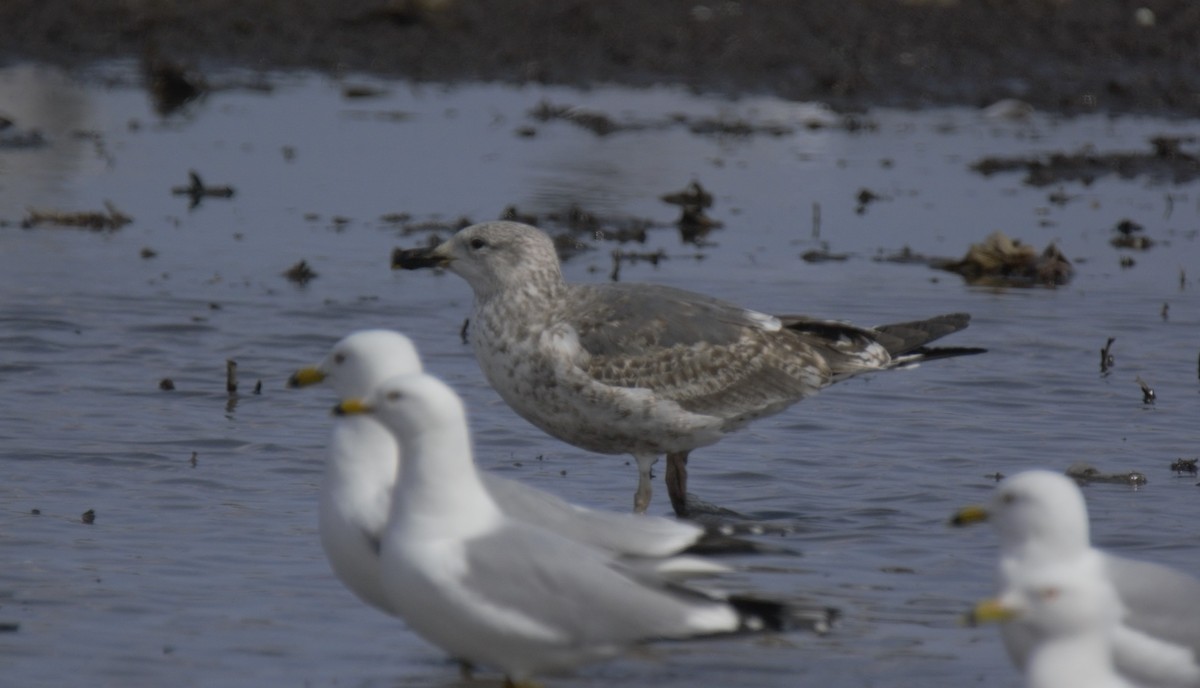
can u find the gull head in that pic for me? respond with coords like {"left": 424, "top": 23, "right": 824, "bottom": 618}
{"left": 968, "top": 567, "right": 1122, "bottom": 639}
{"left": 953, "top": 470, "right": 1091, "bottom": 557}
{"left": 289, "top": 330, "right": 423, "bottom": 398}
{"left": 394, "top": 222, "right": 563, "bottom": 299}
{"left": 335, "top": 372, "right": 468, "bottom": 442}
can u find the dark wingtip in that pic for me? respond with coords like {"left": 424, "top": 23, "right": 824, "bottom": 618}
{"left": 729, "top": 595, "right": 840, "bottom": 635}
{"left": 912, "top": 345, "right": 989, "bottom": 362}
{"left": 391, "top": 246, "right": 446, "bottom": 270}
{"left": 684, "top": 531, "right": 798, "bottom": 557}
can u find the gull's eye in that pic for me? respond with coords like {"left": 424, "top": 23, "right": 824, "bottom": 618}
{"left": 333, "top": 353, "right": 346, "bottom": 365}
{"left": 385, "top": 390, "right": 403, "bottom": 401}
{"left": 1000, "top": 492, "right": 1017, "bottom": 505}
{"left": 468, "top": 237, "right": 487, "bottom": 250}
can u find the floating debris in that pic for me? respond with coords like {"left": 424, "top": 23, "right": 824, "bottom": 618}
{"left": 81, "top": 509, "right": 96, "bottom": 525}
{"left": 549, "top": 232, "right": 593, "bottom": 262}
{"left": 1099, "top": 337, "right": 1115, "bottom": 375}
{"left": 801, "top": 245, "right": 852, "bottom": 263}
{"left": 499, "top": 205, "right": 539, "bottom": 226}
{"left": 1119, "top": 255, "right": 1136, "bottom": 269}
{"left": 592, "top": 221, "right": 650, "bottom": 244}
{"left": 1109, "top": 218, "right": 1154, "bottom": 250}
{"left": 676, "top": 206, "right": 722, "bottom": 245}
{"left": 931, "top": 231, "right": 1072, "bottom": 287}
{"left": 342, "top": 84, "right": 388, "bottom": 99}
{"left": 0, "top": 622, "right": 19, "bottom": 633}
{"left": 854, "top": 188, "right": 885, "bottom": 214}
{"left": 527, "top": 100, "right": 856, "bottom": 139}
{"left": 159, "top": 378, "right": 175, "bottom": 391}
{"left": 1161, "top": 302, "right": 1169, "bottom": 321}
{"left": 0, "top": 115, "right": 47, "bottom": 150}
{"left": 226, "top": 359, "right": 238, "bottom": 394}
{"left": 528, "top": 100, "right": 627, "bottom": 136}
{"left": 1136, "top": 376, "right": 1155, "bottom": 404}
{"left": 1066, "top": 462, "right": 1147, "bottom": 486}
{"left": 546, "top": 205, "right": 607, "bottom": 234}
{"left": 1046, "top": 188, "right": 1075, "bottom": 206}
{"left": 1171, "top": 458, "right": 1198, "bottom": 476}
{"left": 610, "top": 248, "right": 668, "bottom": 282}
{"left": 660, "top": 181, "right": 713, "bottom": 209}
{"left": 873, "top": 246, "right": 931, "bottom": 265}
{"left": 971, "top": 136, "right": 1200, "bottom": 187}
{"left": 686, "top": 116, "right": 794, "bottom": 137}
{"left": 23, "top": 201, "right": 132, "bottom": 231}
{"left": 283, "top": 260, "right": 318, "bottom": 285}
{"left": 171, "top": 170, "right": 235, "bottom": 209}
{"left": 253, "top": 380, "right": 262, "bottom": 395}
{"left": 143, "top": 51, "right": 206, "bottom": 115}
{"left": 140, "top": 247, "right": 158, "bottom": 259}
{"left": 189, "top": 452, "right": 198, "bottom": 468}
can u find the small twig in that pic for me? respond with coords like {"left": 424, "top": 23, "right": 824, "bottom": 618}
{"left": 1135, "top": 376, "right": 1155, "bottom": 404}
{"left": 1099, "top": 337, "right": 1115, "bottom": 375}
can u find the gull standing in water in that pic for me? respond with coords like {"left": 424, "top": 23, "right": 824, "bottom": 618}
{"left": 288, "top": 330, "right": 775, "bottom": 614}
{"left": 335, "top": 372, "right": 835, "bottom": 685}
{"left": 953, "top": 469, "right": 1200, "bottom": 687}
{"left": 394, "top": 221, "right": 985, "bottom": 515}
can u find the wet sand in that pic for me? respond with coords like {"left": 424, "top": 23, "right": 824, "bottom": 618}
{"left": 2, "top": 0, "right": 1198, "bottom": 116}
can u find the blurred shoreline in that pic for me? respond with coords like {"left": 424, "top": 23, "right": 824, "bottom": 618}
{"left": 1, "top": 0, "right": 1198, "bottom": 116}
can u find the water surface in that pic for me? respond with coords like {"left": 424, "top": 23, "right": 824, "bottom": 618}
{"left": 1, "top": 63, "right": 1198, "bottom": 688}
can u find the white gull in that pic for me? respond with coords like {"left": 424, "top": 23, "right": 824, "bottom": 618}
{"left": 288, "top": 329, "right": 770, "bottom": 613}
{"left": 335, "top": 371, "right": 835, "bottom": 685}
{"left": 969, "top": 564, "right": 1134, "bottom": 688}
{"left": 954, "top": 469, "right": 1200, "bottom": 687}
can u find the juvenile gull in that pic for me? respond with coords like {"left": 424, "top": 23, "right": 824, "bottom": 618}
{"left": 335, "top": 372, "right": 835, "bottom": 685}
{"left": 394, "top": 221, "right": 985, "bottom": 515}
{"left": 968, "top": 566, "right": 1133, "bottom": 688}
{"left": 287, "top": 330, "right": 771, "bottom": 612}
{"left": 953, "top": 470, "right": 1200, "bottom": 687}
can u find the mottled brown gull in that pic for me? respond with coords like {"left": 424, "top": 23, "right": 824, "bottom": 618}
{"left": 394, "top": 221, "right": 985, "bottom": 516}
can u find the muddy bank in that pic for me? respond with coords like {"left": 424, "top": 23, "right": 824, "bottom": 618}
{"left": 2, "top": 0, "right": 1199, "bottom": 116}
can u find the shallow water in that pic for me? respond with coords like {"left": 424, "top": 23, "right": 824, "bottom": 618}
{"left": 1, "top": 62, "right": 1198, "bottom": 688}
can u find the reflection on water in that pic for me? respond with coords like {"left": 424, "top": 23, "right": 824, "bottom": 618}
{"left": 1, "top": 62, "right": 1198, "bottom": 688}
{"left": 0, "top": 65, "right": 95, "bottom": 208}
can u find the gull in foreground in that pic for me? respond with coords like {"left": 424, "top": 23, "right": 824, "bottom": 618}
{"left": 968, "top": 567, "right": 1133, "bottom": 688}
{"left": 335, "top": 372, "right": 836, "bottom": 685}
{"left": 953, "top": 469, "right": 1200, "bottom": 687}
{"left": 393, "top": 221, "right": 985, "bottom": 515}
{"left": 288, "top": 330, "right": 775, "bottom": 615}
